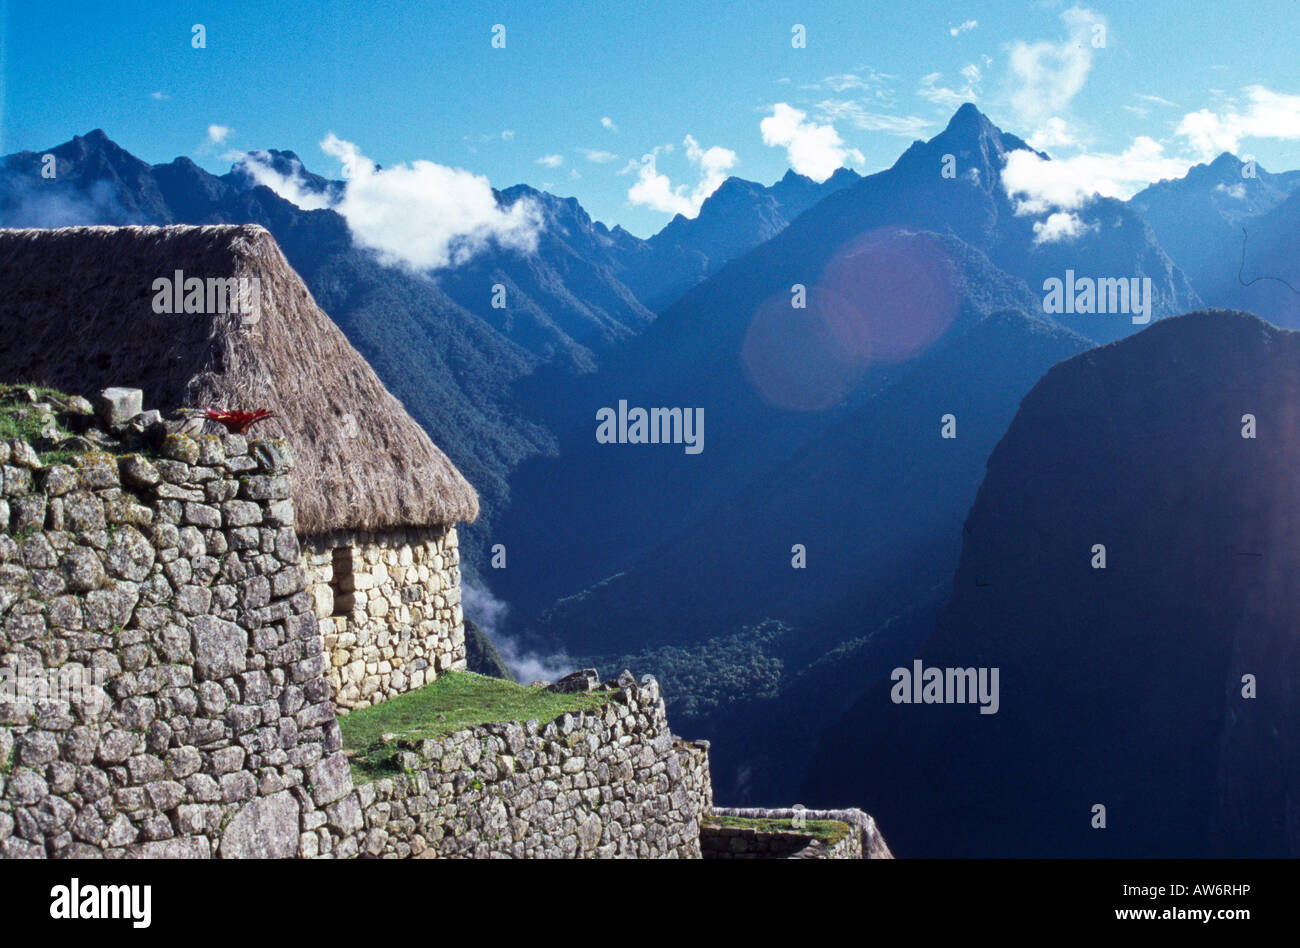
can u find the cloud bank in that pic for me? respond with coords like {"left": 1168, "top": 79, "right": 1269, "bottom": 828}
{"left": 760, "top": 103, "right": 863, "bottom": 182}
{"left": 626, "top": 135, "right": 737, "bottom": 217}
{"left": 232, "top": 135, "right": 542, "bottom": 272}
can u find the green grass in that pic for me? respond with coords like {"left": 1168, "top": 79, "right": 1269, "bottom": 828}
{"left": 704, "top": 814, "right": 852, "bottom": 847}
{"left": 0, "top": 383, "right": 77, "bottom": 465}
{"left": 339, "top": 671, "right": 612, "bottom": 779}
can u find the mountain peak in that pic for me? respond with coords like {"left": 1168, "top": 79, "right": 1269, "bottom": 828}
{"left": 935, "top": 103, "right": 1025, "bottom": 152}
{"left": 945, "top": 102, "right": 986, "bottom": 129}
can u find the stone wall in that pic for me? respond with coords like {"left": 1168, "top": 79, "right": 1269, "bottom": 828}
{"left": 0, "top": 421, "right": 722, "bottom": 859}
{"left": 320, "top": 676, "right": 713, "bottom": 858}
{"left": 302, "top": 526, "right": 465, "bottom": 712}
{"left": 701, "top": 819, "right": 863, "bottom": 859}
{"left": 712, "top": 806, "right": 893, "bottom": 859}
{"left": 0, "top": 413, "right": 886, "bottom": 860}
{"left": 0, "top": 430, "right": 357, "bottom": 858}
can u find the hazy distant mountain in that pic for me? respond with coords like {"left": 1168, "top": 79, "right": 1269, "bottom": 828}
{"left": 495, "top": 225, "right": 1047, "bottom": 625}
{"left": 1128, "top": 152, "right": 1300, "bottom": 300}
{"left": 1213, "top": 185, "right": 1300, "bottom": 329}
{"left": 803, "top": 309, "right": 1300, "bottom": 857}
{"left": 622, "top": 167, "right": 861, "bottom": 312}
{"left": 436, "top": 184, "right": 654, "bottom": 373}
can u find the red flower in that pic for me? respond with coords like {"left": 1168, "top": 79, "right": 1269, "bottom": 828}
{"left": 204, "top": 408, "right": 275, "bottom": 434}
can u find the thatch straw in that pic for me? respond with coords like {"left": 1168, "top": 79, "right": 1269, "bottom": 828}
{"left": 0, "top": 224, "right": 478, "bottom": 533}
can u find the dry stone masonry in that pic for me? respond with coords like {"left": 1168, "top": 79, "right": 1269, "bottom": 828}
{"left": 0, "top": 388, "right": 886, "bottom": 859}
{"left": 711, "top": 806, "right": 893, "bottom": 859}
{"left": 324, "top": 676, "right": 713, "bottom": 858}
{"left": 303, "top": 526, "right": 465, "bottom": 712}
{"left": 0, "top": 424, "right": 342, "bottom": 858}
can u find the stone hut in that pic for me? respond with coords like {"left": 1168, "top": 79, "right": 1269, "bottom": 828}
{"left": 0, "top": 224, "right": 478, "bottom": 711}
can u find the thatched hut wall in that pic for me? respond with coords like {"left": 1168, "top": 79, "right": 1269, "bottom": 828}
{"left": 0, "top": 224, "right": 478, "bottom": 536}
{"left": 302, "top": 525, "right": 467, "bottom": 711}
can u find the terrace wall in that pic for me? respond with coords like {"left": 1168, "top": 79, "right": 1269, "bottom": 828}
{"left": 326, "top": 676, "right": 713, "bottom": 858}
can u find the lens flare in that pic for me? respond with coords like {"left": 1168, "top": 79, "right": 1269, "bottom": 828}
{"left": 741, "top": 228, "right": 962, "bottom": 410}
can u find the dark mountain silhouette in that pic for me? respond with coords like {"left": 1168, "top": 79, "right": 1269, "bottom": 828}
{"left": 802, "top": 309, "right": 1300, "bottom": 857}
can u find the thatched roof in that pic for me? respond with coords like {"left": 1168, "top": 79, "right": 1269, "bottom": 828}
{"left": 0, "top": 224, "right": 478, "bottom": 533}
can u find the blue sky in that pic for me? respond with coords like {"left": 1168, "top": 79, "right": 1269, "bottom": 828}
{"left": 3, "top": 0, "right": 1300, "bottom": 238}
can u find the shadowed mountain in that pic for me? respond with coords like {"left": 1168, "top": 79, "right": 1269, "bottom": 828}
{"left": 802, "top": 309, "right": 1300, "bottom": 857}
{"left": 528, "top": 304, "right": 1091, "bottom": 803}
{"left": 494, "top": 104, "right": 1198, "bottom": 621}
{"left": 496, "top": 228, "right": 1050, "bottom": 624}
{"left": 789, "top": 103, "right": 1201, "bottom": 344}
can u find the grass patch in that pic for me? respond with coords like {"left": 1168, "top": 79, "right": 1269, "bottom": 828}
{"left": 339, "top": 671, "right": 612, "bottom": 780}
{"left": 0, "top": 383, "right": 78, "bottom": 465}
{"left": 704, "top": 814, "right": 852, "bottom": 847}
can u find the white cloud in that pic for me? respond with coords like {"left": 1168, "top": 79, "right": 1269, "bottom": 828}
{"left": 1176, "top": 85, "right": 1300, "bottom": 159}
{"left": 1002, "top": 135, "right": 1189, "bottom": 213}
{"left": 207, "top": 124, "right": 232, "bottom": 145}
{"left": 814, "top": 100, "right": 932, "bottom": 137}
{"left": 579, "top": 149, "right": 619, "bottom": 163}
{"left": 627, "top": 135, "right": 737, "bottom": 217}
{"left": 501, "top": 130, "right": 516, "bottom": 141}
{"left": 601, "top": 116, "right": 618, "bottom": 132}
{"left": 950, "top": 19, "right": 978, "bottom": 37}
{"left": 1032, "top": 210, "right": 1094, "bottom": 244}
{"left": 804, "top": 70, "right": 895, "bottom": 95}
{"left": 761, "top": 103, "right": 864, "bottom": 181}
{"left": 918, "top": 70, "right": 980, "bottom": 109}
{"left": 461, "top": 580, "right": 573, "bottom": 684}
{"left": 150, "top": 91, "right": 169, "bottom": 101}
{"left": 1215, "top": 182, "right": 1247, "bottom": 199}
{"left": 229, "top": 150, "right": 333, "bottom": 211}
{"left": 1007, "top": 7, "right": 1104, "bottom": 128}
{"left": 1027, "top": 116, "right": 1078, "bottom": 150}
{"left": 304, "top": 134, "right": 542, "bottom": 271}
{"left": 537, "top": 154, "right": 564, "bottom": 168}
